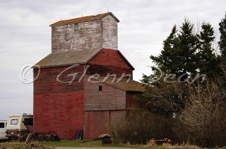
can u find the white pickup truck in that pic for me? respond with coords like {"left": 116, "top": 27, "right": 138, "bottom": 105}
{"left": 0, "top": 120, "right": 8, "bottom": 141}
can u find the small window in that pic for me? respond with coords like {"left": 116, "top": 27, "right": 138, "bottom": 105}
{"left": 0, "top": 123, "right": 4, "bottom": 128}
{"left": 99, "top": 85, "right": 102, "bottom": 91}
{"left": 10, "top": 119, "right": 18, "bottom": 125}
{"left": 74, "top": 23, "right": 79, "bottom": 32}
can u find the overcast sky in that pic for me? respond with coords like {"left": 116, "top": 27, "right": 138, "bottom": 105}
{"left": 0, "top": 0, "right": 225, "bottom": 119}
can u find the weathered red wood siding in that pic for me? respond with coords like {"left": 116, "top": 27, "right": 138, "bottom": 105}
{"left": 89, "top": 49, "right": 131, "bottom": 69}
{"left": 83, "top": 78, "right": 127, "bottom": 140}
{"left": 88, "top": 49, "right": 133, "bottom": 78}
{"left": 109, "top": 111, "right": 126, "bottom": 127}
{"left": 34, "top": 12, "right": 138, "bottom": 141}
{"left": 84, "top": 111, "right": 125, "bottom": 140}
{"left": 33, "top": 65, "right": 85, "bottom": 139}
{"left": 126, "top": 92, "right": 140, "bottom": 109}
{"left": 33, "top": 49, "right": 136, "bottom": 140}
{"left": 84, "top": 111, "right": 109, "bottom": 140}
{"left": 84, "top": 80, "right": 126, "bottom": 111}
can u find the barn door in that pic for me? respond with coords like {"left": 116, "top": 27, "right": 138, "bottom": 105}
{"left": 84, "top": 111, "right": 110, "bottom": 140}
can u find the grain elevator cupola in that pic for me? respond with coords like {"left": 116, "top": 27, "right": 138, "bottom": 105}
{"left": 50, "top": 12, "right": 119, "bottom": 53}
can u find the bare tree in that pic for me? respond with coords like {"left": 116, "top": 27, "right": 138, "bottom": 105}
{"left": 138, "top": 80, "right": 188, "bottom": 115}
{"left": 179, "top": 81, "right": 226, "bottom": 147}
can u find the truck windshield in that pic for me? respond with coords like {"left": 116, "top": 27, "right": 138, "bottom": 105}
{"left": 10, "top": 119, "right": 18, "bottom": 125}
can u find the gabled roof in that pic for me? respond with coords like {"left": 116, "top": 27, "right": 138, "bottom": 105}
{"left": 35, "top": 48, "right": 134, "bottom": 70}
{"left": 50, "top": 12, "right": 119, "bottom": 26}
{"left": 35, "top": 48, "right": 101, "bottom": 68}
{"left": 88, "top": 48, "right": 134, "bottom": 70}
{"left": 116, "top": 50, "right": 135, "bottom": 70}
{"left": 102, "top": 78, "right": 146, "bottom": 92}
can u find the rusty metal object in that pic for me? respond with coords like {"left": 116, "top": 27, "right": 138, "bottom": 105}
{"left": 99, "top": 134, "right": 112, "bottom": 144}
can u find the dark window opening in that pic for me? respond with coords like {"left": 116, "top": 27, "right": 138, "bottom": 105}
{"left": 24, "top": 118, "right": 33, "bottom": 125}
{"left": 0, "top": 123, "right": 4, "bottom": 128}
{"left": 99, "top": 85, "right": 102, "bottom": 91}
{"left": 74, "top": 23, "right": 79, "bottom": 32}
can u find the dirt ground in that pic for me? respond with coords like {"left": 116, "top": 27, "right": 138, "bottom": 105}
{"left": 55, "top": 147, "right": 132, "bottom": 149}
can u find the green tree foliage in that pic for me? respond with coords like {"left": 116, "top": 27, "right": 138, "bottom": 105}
{"left": 219, "top": 14, "right": 226, "bottom": 59}
{"left": 150, "top": 25, "right": 178, "bottom": 74}
{"left": 218, "top": 14, "right": 226, "bottom": 83}
{"left": 150, "top": 20, "right": 199, "bottom": 80}
{"left": 136, "top": 14, "right": 226, "bottom": 147}
{"left": 139, "top": 18, "right": 226, "bottom": 115}
{"left": 146, "top": 20, "right": 224, "bottom": 84}
{"left": 177, "top": 20, "right": 199, "bottom": 77}
{"left": 139, "top": 20, "right": 200, "bottom": 115}
{"left": 198, "top": 23, "right": 221, "bottom": 78}
{"left": 142, "top": 26, "right": 178, "bottom": 84}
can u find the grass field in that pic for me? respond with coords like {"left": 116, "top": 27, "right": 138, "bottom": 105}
{"left": 0, "top": 140, "right": 170, "bottom": 149}
{"left": 0, "top": 140, "right": 204, "bottom": 149}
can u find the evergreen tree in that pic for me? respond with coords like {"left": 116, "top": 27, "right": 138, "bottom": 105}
{"left": 139, "top": 20, "right": 199, "bottom": 115}
{"left": 136, "top": 14, "right": 226, "bottom": 146}
{"left": 219, "top": 14, "right": 226, "bottom": 59}
{"left": 142, "top": 26, "right": 178, "bottom": 84}
{"left": 150, "top": 20, "right": 199, "bottom": 81}
{"left": 198, "top": 23, "right": 220, "bottom": 79}
{"left": 150, "top": 25, "right": 178, "bottom": 74}
{"left": 218, "top": 14, "right": 226, "bottom": 85}
{"left": 139, "top": 18, "right": 226, "bottom": 116}
{"left": 177, "top": 20, "right": 199, "bottom": 78}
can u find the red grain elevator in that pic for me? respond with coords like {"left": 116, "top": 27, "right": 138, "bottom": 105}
{"left": 33, "top": 12, "right": 145, "bottom": 140}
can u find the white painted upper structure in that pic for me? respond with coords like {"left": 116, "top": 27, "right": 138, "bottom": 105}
{"left": 50, "top": 12, "right": 119, "bottom": 53}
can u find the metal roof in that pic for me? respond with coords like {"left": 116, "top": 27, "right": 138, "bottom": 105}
{"left": 50, "top": 12, "right": 119, "bottom": 26}
{"left": 102, "top": 78, "right": 146, "bottom": 92}
{"left": 35, "top": 48, "right": 135, "bottom": 70}
{"left": 35, "top": 48, "right": 101, "bottom": 68}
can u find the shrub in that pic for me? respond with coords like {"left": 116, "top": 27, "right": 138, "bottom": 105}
{"left": 110, "top": 109, "right": 175, "bottom": 144}
{"left": 176, "top": 82, "right": 226, "bottom": 147}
